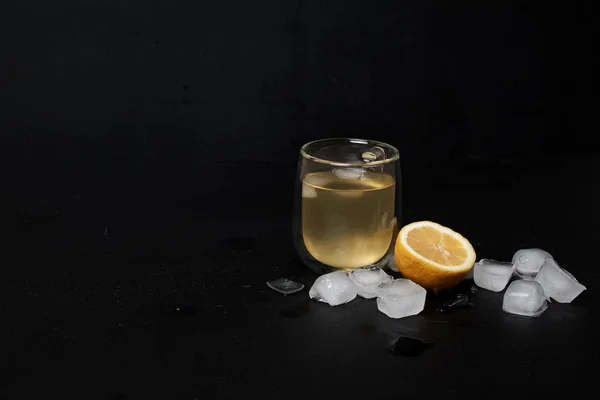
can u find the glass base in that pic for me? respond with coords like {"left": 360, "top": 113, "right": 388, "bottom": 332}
{"left": 299, "top": 251, "right": 396, "bottom": 275}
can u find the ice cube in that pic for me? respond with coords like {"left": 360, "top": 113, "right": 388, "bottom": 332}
{"left": 302, "top": 183, "right": 317, "bottom": 198}
{"left": 535, "top": 258, "right": 586, "bottom": 303}
{"left": 502, "top": 280, "right": 548, "bottom": 317}
{"left": 302, "top": 174, "right": 330, "bottom": 198}
{"left": 266, "top": 278, "right": 305, "bottom": 295}
{"left": 309, "top": 271, "right": 357, "bottom": 306}
{"left": 348, "top": 267, "right": 393, "bottom": 299}
{"left": 512, "top": 248, "right": 552, "bottom": 279}
{"left": 304, "top": 173, "right": 329, "bottom": 187}
{"left": 473, "top": 259, "right": 516, "bottom": 292}
{"left": 332, "top": 168, "right": 364, "bottom": 180}
{"left": 376, "top": 279, "right": 426, "bottom": 319}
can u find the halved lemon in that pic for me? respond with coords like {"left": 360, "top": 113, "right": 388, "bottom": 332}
{"left": 394, "top": 221, "right": 476, "bottom": 290}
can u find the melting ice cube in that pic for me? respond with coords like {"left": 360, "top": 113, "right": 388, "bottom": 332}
{"left": 302, "top": 183, "right": 317, "bottom": 198}
{"left": 266, "top": 278, "right": 305, "bottom": 295}
{"left": 302, "top": 174, "right": 329, "bottom": 198}
{"left": 503, "top": 280, "right": 548, "bottom": 317}
{"left": 309, "top": 271, "right": 357, "bottom": 306}
{"left": 348, "top": 267, "right": 393, "bottom": 299}
{"left": 304, "top": 173, "right": 329, "bottom": 186}
{"left": 473, "top": 259, "right": 516, "bottom": 292}
{"left": 376, "top": 279, "right": 426, "bottom": 319}
{"left": 535, "top": 258, "right": 586, "bottom": 303}
{"left": 512, "top": 248, "right": 552, "bottom": 279}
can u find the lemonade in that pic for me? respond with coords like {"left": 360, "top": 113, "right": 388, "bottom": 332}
{"left": 301, "top": 170, "right": 396, "bottom": 270}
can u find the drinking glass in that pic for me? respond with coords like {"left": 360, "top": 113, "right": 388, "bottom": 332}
{"left": 293, "top": 138, "right": 401, "bottom": 274}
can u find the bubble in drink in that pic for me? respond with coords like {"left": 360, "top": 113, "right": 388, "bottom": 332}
{"left": 309, "top": 271, "right": 357, "bottom": 306}
{"left": 503, "top": 280, "right": 548, "bottom": 317}
{"left": 473, "top": 259, "right": 516, "bottom": 292}
{"left": 512, "top": 248, "right": 552, "bottom": 279}
{"left": 534, "top": 258, "right": 586, "bottom": 303}
{"left": 376, "top": 279, "right": 426, "bottom": 319}
{"left": 348, "top": 267, "right": 393, "bottom": 299}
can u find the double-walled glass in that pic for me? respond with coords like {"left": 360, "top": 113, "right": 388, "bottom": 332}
{"left": 293, "top": 138, "right": 401, "bottom": 274}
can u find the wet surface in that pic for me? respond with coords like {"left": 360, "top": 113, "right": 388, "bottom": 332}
{"left": 436, "top": 294, "right": 473, "bottom": 313}
{"left": 432, "top": 279, "right": 478, "bottom": 313}
{"left": 1, "top": 155, "right": 598, "bottom": 397}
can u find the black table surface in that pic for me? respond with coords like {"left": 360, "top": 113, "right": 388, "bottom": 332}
{"left": 3, "top": 154, "right": 599, "bottom": 399}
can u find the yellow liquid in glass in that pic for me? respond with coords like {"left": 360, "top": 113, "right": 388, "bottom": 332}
{"left": 302, "top": 170, "right": 396, "bottom": 270}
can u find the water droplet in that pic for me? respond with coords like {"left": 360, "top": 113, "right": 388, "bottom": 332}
{"left": 170, "top": 304, "right": 197, "bottom": 316}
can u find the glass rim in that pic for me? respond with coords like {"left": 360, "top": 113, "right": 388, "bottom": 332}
{"left": 300, "top": 138, "right": 400, "bottom": 167}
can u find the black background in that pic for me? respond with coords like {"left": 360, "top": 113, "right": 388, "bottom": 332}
{"left": 1, "top": 1, "right": 598, "bottom": 399}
